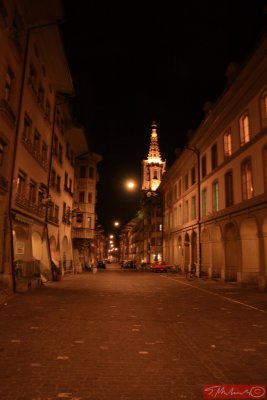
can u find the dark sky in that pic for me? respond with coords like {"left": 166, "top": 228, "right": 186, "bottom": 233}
{"left": 60, "top": 0, "right": 266, "bottom": 233}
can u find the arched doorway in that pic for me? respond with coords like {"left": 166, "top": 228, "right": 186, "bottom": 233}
{"left": 184, "top": 232, "right": 190, "bottom": 270}
{"left": 224, "top": 222, "right": 239, "bottom": 281}
{"left": 191, "top": 230, "right": 197, "bottom": 267}
{"left": 211, "top": 225, "right": 222, "bottom": 278}
{"left": 201, "top": 228, "right": 210, "bottom": 275}
{"left": 240, "top": 217, "right": 259, "bottom": 284}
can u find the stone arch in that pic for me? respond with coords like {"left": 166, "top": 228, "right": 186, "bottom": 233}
{"left": 49, "top": 235, "right": 59, "bottom": 264}
{"left": 201, "top": 228, "right": 210, "bottom": 274}
{"left": 191, "top": 230, "right": 197, "bottom": 267}
{"left": 224, "top": 222, "right": 239, "bottom": 281}
{"left": 211, "top": 224, "right": 222, "bottom": 278}
{"left": 177, "top": 235, "right": 182, "bottom": 266}
{"left": 32, "top": 231, "right": 43, "bottom": 260}
{"left": 240, "top": 217, "right": 259, "bottom": 284}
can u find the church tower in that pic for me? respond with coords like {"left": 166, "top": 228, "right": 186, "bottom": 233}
{"left": 142, "top": 122, "right": 166, "bottom": 192}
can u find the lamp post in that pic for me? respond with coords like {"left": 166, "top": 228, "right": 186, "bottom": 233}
{"left": 184, "top": 146, "right": 202, "bottom": 277}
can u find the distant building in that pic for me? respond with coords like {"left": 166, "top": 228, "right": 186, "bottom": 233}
{"left": 161, "top": 34, "right": 267, "bottom": 290}
{"left": 120, "top": 122, "right": 166, "bottom": 265}
{"left": 72, "top": 151, "right": 102, "bottom": 271}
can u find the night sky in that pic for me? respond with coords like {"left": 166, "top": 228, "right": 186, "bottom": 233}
{"left": 60, "top": 0, "right": 266, "bottom": 233}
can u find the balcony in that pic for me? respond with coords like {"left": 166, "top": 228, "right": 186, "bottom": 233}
{"left": 72, "top": 228, "right": 94, "bottom": 239}
{"left": 21, "top": 136, "right": 48, "bottom": 172}
{"left": 15, "top": 193, "right": 45, "bottom": 218}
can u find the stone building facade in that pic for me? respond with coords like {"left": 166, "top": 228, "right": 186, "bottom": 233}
{"left": 161, "top": 34, "right": 267, "bottom": 290}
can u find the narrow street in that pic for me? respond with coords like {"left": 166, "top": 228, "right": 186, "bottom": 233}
{"left": 0, "top": 265, "right": 266, "bottom": 400}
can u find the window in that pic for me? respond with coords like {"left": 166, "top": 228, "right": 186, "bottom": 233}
{"left": 28, "top": 62, "right": 37, "bottom": 89}
{"left": 56, "top": 176, "right": 61, "bottom": 192}
{"left": 79, "top": 191, "right": 85, "bottom": 202}
{"left": 69, "top": 179, "right": 72, "bottom": 193}
{"left": 239, "top": 112, "right": 250, "bottom": 146}
{"left": 64, "top": 172, "right": 68, "bottom": 189}
{"left": 184, "top": 200, "right": 189, "bottom": 223}
{"left": 0, "top": 138, "right": 6, "bottom": 166}
{"left": 17, "top": 170, "right": 26, "bottom": 195}
{"left": 54, "top": 205, "right": 59, "bottom": 221}
{"left": 223, "top": 130, "right": 232, "bottom": 157}
{"left": 89, "top": 167, "right": 94, "bottom": 179}
{"left": 211, "top": 143, "right": 218, "bottom": 170}
{"left": 225, "top": 171, "right": 234, "bottom": 207}
{"left": 88, "top": 192, "right": 92, "bottom": 203}
{"left": 51, "top": 169, "right": 56, "bottom": 187}
{"left": 174, "top": 184, "right": 177, "bottom": 200}
{"left": 29, "top": 180, "right": 37, "bottom": 203}
{"left": 41, "top": 142, "right": 48, "bottom": 164}
{"left": 202, "top": 188, "right": 207, "bottom": 217}
{"left": 260, "top": 92, "right": 267, "bottom": 128}
{"left": 22, "top": 113, "right": 32, "bottom": 141}
{"left": 241, "top": 159, "right": 253, "bottom": 200}
{"left": 76, "top": 213, "right": 83, "bottom": 223}
{"left": 191, "top": 166, "right": 196, "bottom": 185}
{"left": 201, "top": 155, "right": 207, "bottom": 178}
{"left": 37, "top": 84, "right": 44, "bottom": 106}
{"left": 212, "top": 181, "right": 219, "bottom": 212}
{"left": 33, "top": 129, "right": 40, "bottom": 155}
{"left": 191, "top": 196, "right": 196, "bottom": 220}
{"left": 80, "top": 166, "right": 86, "bottom": 178}
{"left": 4, "top": 68, "right": 14, "bottom": 102}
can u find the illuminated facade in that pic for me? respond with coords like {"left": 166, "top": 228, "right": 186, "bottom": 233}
{"left": 142, "top": 121, "right": 166, "bottom": 192}
{"left": 72, "top": 151, "right": 102, "bottom": 271}
{"left": 161, "top": 35, "right": 267, "bottom": 290}
{"left": 0, "top": 0, "right": 90, "bottom": 292}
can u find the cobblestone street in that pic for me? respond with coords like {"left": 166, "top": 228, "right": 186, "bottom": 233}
{"left": 0, "top": 267, "right": 267, "bottom": 400}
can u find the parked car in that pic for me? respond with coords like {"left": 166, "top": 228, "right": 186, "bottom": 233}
{"left": 150, "top": 261, "right": 171, "bottom": 273}
{"left": 122, "top": 260, "right": 136, "bottom": 269}
{"left": 97, "top": 260, "right": 106, "bottom": 269}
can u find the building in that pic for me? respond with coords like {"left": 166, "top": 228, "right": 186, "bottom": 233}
{"left": 120, "top": 122, "right": 166, "bottom": 265}
{"left": 0, "top": 0, "right": 25, "bottom": 290}
{"left": 161, "top": 34, "right": 267, "bottom": 290}
{"left": 72, "top": 151, "right": 102, "bottom": 271}
{"left": 141, "top": 122, "right": 165, "bottom": 263}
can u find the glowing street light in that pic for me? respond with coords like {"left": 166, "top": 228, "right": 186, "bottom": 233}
{"left": 114, "top": 221, "right": 120, "bottom": 227}
{"left": 125, "top": 180, "right": 136, "bottom": 191}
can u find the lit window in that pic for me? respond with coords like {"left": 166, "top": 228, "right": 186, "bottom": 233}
{"left": 239, "top": 113, "right": 250, "bottom": 146}
{"left": 241, "top": 159, "right": 253, "bottom": 200}
{"left": 224, "top": 130, "right": 232, "bottom": 157}
{"left": 212, "top": 181, "right": 219, "bottom": 212}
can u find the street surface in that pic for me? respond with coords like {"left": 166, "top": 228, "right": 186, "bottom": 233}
{"left": 0, "top": 263, "right": 267, "bottom": 400}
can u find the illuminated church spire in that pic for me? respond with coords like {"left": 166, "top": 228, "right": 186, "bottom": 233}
{"left": 142, "top": 121, "right": 166, "bottom": 192}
